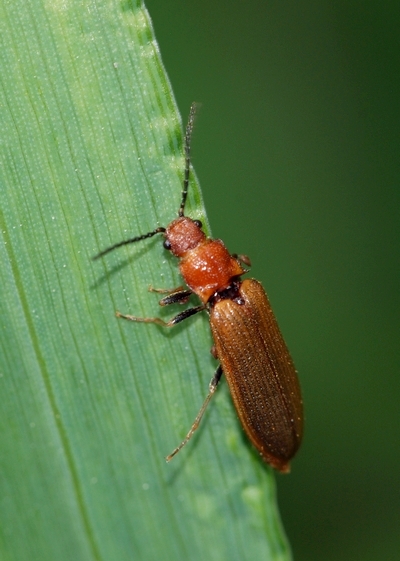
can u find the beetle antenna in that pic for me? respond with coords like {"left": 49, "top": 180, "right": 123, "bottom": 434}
{"left": 179, "top": 102, "right": 198, "bottom": 217}
{"left": 92, "top": 227, "right": 166, "bottom": 260}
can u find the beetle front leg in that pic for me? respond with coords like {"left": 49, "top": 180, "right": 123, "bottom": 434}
{"left": 148, "top": 285, "right": 185, "bottom": 294}
{"left": 232, "top": 253, "right": 252, "bottom": 268}
{"left": 159, "top": 289, "right": 193, "bottom": 307}
{"left": 116, "top": 304, "right": 206, "bottom": 327}
{"left": 148, "top": 286, "right": 193, "bottom": 306}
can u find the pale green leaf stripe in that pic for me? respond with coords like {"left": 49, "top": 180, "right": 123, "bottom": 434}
{"left": 0, "top": 1, "right": 291, "bottom": 560}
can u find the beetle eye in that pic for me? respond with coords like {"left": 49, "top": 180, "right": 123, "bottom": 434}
{"left": 193, "top": 219, "right": 202, "bottom": 229}
{"left": 163, "top": 239, "right": 172, "bottom": 250}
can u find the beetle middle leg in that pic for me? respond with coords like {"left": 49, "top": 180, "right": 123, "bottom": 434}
{"left": 116, "top": 304, "right": 206, "bottom": 327}
{"left": 166, "top": 365, "right": 223, "bottom": 462}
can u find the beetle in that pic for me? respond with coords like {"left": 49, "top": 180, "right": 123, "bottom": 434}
{"left": 94, "top": 103, "right": 303, "bottom": 472}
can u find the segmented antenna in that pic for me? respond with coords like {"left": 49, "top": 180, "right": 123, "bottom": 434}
{"left": 92, "top": 227, "right": 166, "bottom": 260}
{"left": 93, "top": 104, "right": 198, "bottom": 260}
{"left": 179, "top": 102, "right": 198, "bottom": 217}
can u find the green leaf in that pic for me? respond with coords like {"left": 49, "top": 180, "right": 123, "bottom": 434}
{"left": 0, "top": 1, "right": 291, "bottom": 560}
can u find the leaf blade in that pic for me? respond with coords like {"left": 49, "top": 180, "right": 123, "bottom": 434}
{"left": 0, "top": 1, "right": 291, "bottom": 560}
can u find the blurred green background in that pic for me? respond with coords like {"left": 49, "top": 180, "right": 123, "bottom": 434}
{"left": 145, "top": 1, "right": 400, "bottom": 560}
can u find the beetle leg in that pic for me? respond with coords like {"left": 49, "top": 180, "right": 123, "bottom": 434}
{"left": 165, "top": 365, "right": 223, "bottom": 462}
{"left": 232, "top": 253, "right": 252, "bottom": 268}
{"left": 209, "top": 364, "right": 223, "bottom": 388}
{"left": 116, "top": 304, "right": 205, "bottom": 327}
{"left": 159, "top": 290, "right": 193, "bottom": 307}
{"left": 210, "top": 344, "right": 218, "bottom": 359}
{"left": 148, "top": 285, "right": 185, "bottom": 294}
{"left": 148, "top": 286, "right": 193, "bottom": 306}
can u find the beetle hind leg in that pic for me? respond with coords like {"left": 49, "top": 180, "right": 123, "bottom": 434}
{"left": 166, "top": 365, "right": 223, "bottom": 462}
